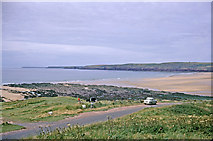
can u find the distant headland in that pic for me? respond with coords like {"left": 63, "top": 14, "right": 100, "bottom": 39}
{"left": 23, "top": 62, "right": 212, "bottom": 72}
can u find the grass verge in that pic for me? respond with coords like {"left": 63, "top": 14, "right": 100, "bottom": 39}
{"left": 0, "top": 122, "right": 25, "bottom": 133}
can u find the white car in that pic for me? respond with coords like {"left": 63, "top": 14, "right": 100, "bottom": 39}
{"left": 144, "top": 97, "right": 157, "bottom": 105}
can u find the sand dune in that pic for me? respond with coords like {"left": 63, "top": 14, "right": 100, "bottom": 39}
{"left": 0, "top": 86, "right": 35, "bottom": 102}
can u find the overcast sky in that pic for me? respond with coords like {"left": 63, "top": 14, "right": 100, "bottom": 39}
{"left": 2, "top": 2, "right": 211, "bottom": 68}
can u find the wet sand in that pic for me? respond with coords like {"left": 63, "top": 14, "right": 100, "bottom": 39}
{"left": 72, "top": 72, "right": 212, "bottom": 96}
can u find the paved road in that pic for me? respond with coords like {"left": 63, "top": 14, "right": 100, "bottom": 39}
{"left": 1, "top": 103, "right": 181, "bottom": 139}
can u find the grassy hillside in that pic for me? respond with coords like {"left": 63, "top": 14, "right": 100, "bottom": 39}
{"left": 1, "top": 96, "right": 143, "bottom": 123}
{"left": 48, "top": 62, "right": 212, "bottom": 72}
{"left": 36, "top": 101, "right": 213, "bottom": 139}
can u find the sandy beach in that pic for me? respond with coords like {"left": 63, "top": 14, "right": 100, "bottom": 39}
{"left": 72, "top": 72, "right": 212, "bottom": 96}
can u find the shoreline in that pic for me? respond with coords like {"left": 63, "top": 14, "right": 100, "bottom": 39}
{"left": 1, "top": 72, "right": 211, "bottom": 101}
{"left": 69, "top": 72, "right": 211, "bottom": 97}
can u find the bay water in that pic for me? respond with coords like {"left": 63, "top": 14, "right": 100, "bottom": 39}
{"left": 2, "top": 68, "right": 184, "bottom": 84}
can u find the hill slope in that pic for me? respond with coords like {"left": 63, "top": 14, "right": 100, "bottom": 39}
{"left": 36, "top": 101, "right": 213, "bottom": 139}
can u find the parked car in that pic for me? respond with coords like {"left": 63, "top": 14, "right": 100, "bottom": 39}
{"left": 86, "top": 97, "right": 97, "bottom": 102}
{"left": 144, "top": 97, "right": 157, "bottom": 105}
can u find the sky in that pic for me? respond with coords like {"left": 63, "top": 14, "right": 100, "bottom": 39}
{"left": 2, "top": 2, "right": 211, "bottom": 68}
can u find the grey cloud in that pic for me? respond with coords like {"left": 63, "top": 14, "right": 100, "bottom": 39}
{"left": 2, "top": 2, "right": 211, "bottom": 67}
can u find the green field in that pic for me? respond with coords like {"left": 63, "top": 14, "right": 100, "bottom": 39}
{"left": 35, "top": 101, "right": 213, "bottom": 139}
{"left": 1, "top": 96, "right": 143, "bottom": 123}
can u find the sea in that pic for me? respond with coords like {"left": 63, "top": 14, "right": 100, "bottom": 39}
{"left": 2, "top": 68, "right": 186, "bottom": 84}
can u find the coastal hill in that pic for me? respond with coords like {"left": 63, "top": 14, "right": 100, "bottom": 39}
{"left": 46, "top": 62, "right": 212, "bottom": 72}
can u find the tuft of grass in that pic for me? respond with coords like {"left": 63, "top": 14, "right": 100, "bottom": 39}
{"left": 0, "top": 122, "right": 25, "bottom": 133}
{"left": 36, "top": 101, "right": 213, "bottom": 139}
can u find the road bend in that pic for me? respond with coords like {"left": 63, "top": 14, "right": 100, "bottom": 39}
{"left": 1, "top": 102, "right": 181, "bottom": 139}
